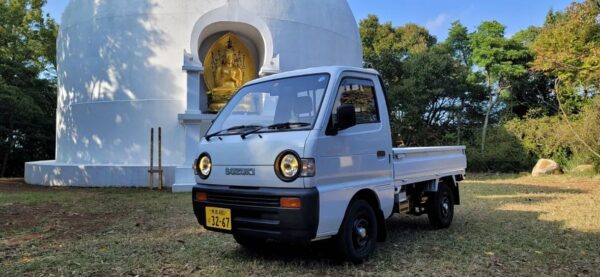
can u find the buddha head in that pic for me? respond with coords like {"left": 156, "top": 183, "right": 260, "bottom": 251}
{"left": 225, "top": 48, "right": 235, "bottom": 66}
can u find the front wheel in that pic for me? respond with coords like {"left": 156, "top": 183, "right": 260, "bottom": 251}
{"left": 335, "top": 200, "right": 378, "bottom": 264}
{"left": 427, "top": 182, "right": 454, "bottom": 229}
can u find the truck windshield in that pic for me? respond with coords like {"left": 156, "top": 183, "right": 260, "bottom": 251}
{"left": 207, "top": 74, "right": 330, "bottom": 137}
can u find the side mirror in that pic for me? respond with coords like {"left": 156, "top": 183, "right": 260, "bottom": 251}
{"left": 336, "top": 104, "right": 356, "bottom": 131}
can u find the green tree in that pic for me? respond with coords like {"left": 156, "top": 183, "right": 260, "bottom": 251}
{"left": 395, "top": 23, "right": 437, "bottom": 55}
{"left": 393, "top": 45, "right": 473, "bottom": 146}
{"left": 506, "top": 71, "right": 557, "bottom": 118}
{"left": 360, "top": 15, "right": 436, "bottom": 84}
{"left": 442, "top": 21, "right": 488, "bottom": 144}
{"left": 529, "top": 0, "right": 600, "bottom": 160}
{"left": 445, "top": 21, "right": 472, "bottom": 67}
{"left": 531, "top": 0, "right": 600, "bottom": 90}
{"left": 360, "top": 15, "right": 485, "bottom": 147}
{"left": 470, "top": 21, "right": 531, "bottom": 152}
{"left": 0, "top": 0, "right": 58, "bottom": 177}
{"left": 512, "top": 26, "right": 541, "bottom": 47}
{"left": 360, "top": 15, "right": 441, "bottom": 144}
{"left": 503, "top": 27, "right": 558, "bottom": 119}
{"left": 360, "top": 15, "right": 403, "bottom": 84}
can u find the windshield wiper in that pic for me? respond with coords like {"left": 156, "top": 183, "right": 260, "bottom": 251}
{"left": 240, "top": 125, "right": 267, "bottom": 140}
{"left": 206, "top": 125, "right": 262, "bottom": 141}
{"left": 269, "top": 122, "right": 311, "bottom": 130}
{"left": 240, "top": 122, "right": 311, "bottom": 139}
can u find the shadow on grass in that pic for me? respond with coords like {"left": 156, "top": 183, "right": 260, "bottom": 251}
{"left": 465, "top": 172, "right": 529, "bottom": 181}
{"left": 224, "top": 182, "right": 599, "bottom": 274}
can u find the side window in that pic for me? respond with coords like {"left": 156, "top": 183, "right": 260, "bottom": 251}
{"left": 332, "top": 78, "right": 380, "bottom": 125}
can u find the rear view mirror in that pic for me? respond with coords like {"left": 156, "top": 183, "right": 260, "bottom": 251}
{"left": 336, "top": 104, "right": 356, "bottom": 131}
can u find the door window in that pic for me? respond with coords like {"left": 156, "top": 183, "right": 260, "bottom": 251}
{"left": 332, "top": 78, "right": 380, "bottom": 125}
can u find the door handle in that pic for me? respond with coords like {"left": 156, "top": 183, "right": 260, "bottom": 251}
{"left": 377, "top": 151, "right": 386, "bottom": 158}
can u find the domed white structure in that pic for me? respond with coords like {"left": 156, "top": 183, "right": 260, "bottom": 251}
{"left": 25, "top": 0, "right": 362, "bottom": 191}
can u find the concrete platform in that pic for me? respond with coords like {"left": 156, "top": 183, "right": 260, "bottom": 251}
{"left": 25, "top": 160, "right": 176, "bottom": 188}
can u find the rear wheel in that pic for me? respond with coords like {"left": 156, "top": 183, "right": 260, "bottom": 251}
{"left": 233, "top": 234, "right": 267, "bottom": 250}
{"left": 335, "top": 200, "right": 378, "bottom": 263}
{"left": 427, "top": 182, "right": 454, "bottom": 229}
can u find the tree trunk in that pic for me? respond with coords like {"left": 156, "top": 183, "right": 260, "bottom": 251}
{"left": 481, "top": 74, "right": 493, "bottom": 152}
{"left": 1, "top": 149, "right": 9, "bottom": 178}
{"left": 1, "top": 116, "right": 14, "bottom": 178}
{"left": 481, "top": 100, "right": 492, "bottom": 152}
{"left": 0, "top": 115, "right": 15, "bottom": 178}
{"left": 457, "top": 98, "right": 464, "bottom": 145}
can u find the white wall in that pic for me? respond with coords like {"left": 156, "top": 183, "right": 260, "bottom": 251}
{"left": 27, "top": 0, "right": 362, "bottom": 187}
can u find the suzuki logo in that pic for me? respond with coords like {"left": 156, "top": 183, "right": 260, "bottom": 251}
{"left": 225, "top": 168, "right": 256, "bottom": 176}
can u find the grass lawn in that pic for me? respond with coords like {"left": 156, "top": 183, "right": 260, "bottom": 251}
{"left": 1, "top": 175, "right": 599, "bottom": 276}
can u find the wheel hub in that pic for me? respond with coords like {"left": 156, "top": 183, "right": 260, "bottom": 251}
{"left": 353, "top": 218, "right": 369, "bottom": 248}
{"left": 356, "top": 226, "right": 367, "bottom": 239}
{"left": 441, "top": 197, "right": 450, "bottom": 217}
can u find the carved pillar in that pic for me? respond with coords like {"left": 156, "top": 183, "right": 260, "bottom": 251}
{"left": 182, "top": 51, "right": 204, "bottom": 114}
{"left": 174, "top": 52, "right": 216, "bottom": 192}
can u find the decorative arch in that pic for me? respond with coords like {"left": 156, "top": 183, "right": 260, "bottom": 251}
{"left": 186, "top": 1, "right": 279, "bottom": 76}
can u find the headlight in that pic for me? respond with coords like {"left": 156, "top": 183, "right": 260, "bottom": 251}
{"left": 275, "top": 151, "right": 301, "bottom": 182}
{"left": 280, "top": 154, "right": 299, "bottom": 177}
{"left": 196, "top": 153, "right": 212, "bottom": 179}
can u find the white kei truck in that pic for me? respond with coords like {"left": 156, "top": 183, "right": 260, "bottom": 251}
{"left": 192, "top": 66, "right": 467, "bottom": 263}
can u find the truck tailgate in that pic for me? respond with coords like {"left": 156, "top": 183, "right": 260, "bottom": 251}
{"left": 392, "top": 146, "right": 466, "bottom": 184}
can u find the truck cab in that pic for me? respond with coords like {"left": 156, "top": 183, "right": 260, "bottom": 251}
{"left": 192, "top": 66, "right": 466, "bottom": 263}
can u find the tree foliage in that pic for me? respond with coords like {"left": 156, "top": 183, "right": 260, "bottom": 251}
{"left": 361, "top": 1, "right": 599, "bottom": 173}
{"left": 393, "top": 45, "right": 480, "bottom": 145}
{"left": 469, "top": 20, "right": 532, "bottom": 151}
{"left": 360, "top": 15, "right": 484, "bottom": 146}
{"left": 445, "top": 21, "right": 472, "bottom": 67}
{"left": 531, "top": 0, "right": 600, "bottom": 89}
{"left": 360, "top": 15, "right": 436, "bottom": 84}
{"left": 0, "top": 0, "right": 58, "bottom": 177}
{"left": 505, "top": 96, "right": 600, "bottom": 172}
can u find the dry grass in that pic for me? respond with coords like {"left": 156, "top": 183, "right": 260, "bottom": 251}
{"left": 1, "top": 175, "right": 599, "bottom": 276}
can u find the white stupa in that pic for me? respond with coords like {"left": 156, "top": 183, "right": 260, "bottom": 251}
{"left": 25, "top": 0, "right": 362, "bottom": 191}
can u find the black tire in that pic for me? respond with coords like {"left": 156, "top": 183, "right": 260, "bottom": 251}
{"left": 233, "top": 234, "right": 267, "bottom": 250}
{"left": 335, "top": 200, "right": 378, "bottom": 264}
{"left": 427, "top": 182, "right": 454, "bottom": 229}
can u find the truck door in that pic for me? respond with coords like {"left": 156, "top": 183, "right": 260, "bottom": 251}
{"left": 314, "top": 72, "right": 394, "bottom": 236}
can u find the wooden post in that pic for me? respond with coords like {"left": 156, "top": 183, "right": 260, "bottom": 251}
{"left": 149, "top": 128, "right": 154, "bottom": 190}
{"left": 158, "top": 127, "right": 163, "bottom": 190}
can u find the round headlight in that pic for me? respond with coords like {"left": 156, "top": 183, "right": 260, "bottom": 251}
{"left": 275, "top": 151, "right": 300, "bottom": 182}
{"left": 197, "top": 153, "right": 212, "bottom": 179}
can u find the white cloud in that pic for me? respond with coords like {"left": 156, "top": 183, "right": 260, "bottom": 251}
{"left": 425, "top": 13, "right": 450, "bottom": 32}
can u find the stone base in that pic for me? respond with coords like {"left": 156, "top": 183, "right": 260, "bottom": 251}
{"left": 25, "top": 160, "right": 175, "bottom": 188}
{"left": 172, "top": 166, "right": 197, "bottom": 192}
{"left": 172, "top": 113, "right": 216, "bottom": 193}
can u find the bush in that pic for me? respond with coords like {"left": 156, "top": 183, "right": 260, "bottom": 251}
{"left": 504, "top": 97, "right": 600, "bottom": 173}
{"left": 466, "top": 126, "right": 537, "bottom": 172}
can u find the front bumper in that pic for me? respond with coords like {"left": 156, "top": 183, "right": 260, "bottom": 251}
{"left": 192, "top": 184, "right": 319, "bottom": 242}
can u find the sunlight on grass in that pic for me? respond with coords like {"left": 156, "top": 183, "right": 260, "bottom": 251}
{"left": 470, "top": 174, "right": 600, "bottom": 233}
{"left": 477, "top": 193, "right": 567, "bottom": 199}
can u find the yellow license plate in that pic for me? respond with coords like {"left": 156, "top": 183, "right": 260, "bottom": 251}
{"left": 205, "top": 207, "right": 232, "bottom": 231}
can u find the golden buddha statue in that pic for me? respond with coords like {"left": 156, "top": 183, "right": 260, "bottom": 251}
{"left": 215, "top": 50, "right": 243, "bottom": 90}
{"left": 204, "top": 33, "right": 256, "bottom": 113}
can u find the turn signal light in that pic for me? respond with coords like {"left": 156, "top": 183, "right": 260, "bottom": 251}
{"left": 280, "top": 197, "right": 301, "bottom": 209}
{"left": 196, "top": 192, "right": 208, "bottom": 202}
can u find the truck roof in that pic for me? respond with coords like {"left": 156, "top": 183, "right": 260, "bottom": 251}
{"left": 245, "top": 66, "right": 381, "bottom": 86}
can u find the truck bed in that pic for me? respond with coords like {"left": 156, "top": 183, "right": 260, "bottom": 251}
{"left": 392, "top": 146, "right": 466, "bottom": 185}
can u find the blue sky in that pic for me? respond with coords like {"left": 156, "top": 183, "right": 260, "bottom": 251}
{"left": 45, "top": 0, "right": 577, "bottom": 40}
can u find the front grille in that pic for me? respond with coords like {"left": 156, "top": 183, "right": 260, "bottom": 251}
{"left": 207, "top": 192, "right": 280, "bottom": 207}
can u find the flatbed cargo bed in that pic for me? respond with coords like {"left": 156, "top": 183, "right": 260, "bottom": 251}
{"left": 392, "top": 146, "right": 466, "bottom": 186}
